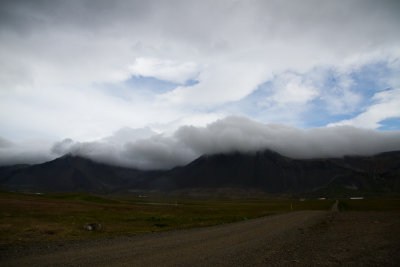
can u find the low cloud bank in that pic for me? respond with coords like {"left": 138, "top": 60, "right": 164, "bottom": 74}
{"left": 1, "top": 116, "right": 400, "bottom": 169}
{"left": 0, "top": 138, "right": 54, "bottom": 166}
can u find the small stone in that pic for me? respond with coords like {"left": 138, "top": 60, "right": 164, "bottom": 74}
{"left": 84, "top": 223, "right": 102, "bottom": 231}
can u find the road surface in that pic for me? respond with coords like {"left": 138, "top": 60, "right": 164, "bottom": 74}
{"left": 1, "top": 209, "right": 399, "bottom": 266}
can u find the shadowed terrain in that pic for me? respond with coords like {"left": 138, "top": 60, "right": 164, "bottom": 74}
{"left": 1, "top": 150, "right": 399, "bottom": 195}
{"left": 2, "top": 208, "right": 399, "bottom": 266}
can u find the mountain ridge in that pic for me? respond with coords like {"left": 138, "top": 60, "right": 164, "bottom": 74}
{"left": 1, "top": 150, "right": 399, "bottom": 195}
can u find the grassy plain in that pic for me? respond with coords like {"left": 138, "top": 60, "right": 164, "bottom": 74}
{"left": 0, "top": 191, "right": 335, "bottom": 247}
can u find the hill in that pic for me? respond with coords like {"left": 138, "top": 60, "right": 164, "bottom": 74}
{"left": 0, "top": 155, "right": 158, "bottom": 193}
{"left": 0, "top": 150, "right": 399, "bottom": 195}
{"left": 154, "top": 150, "right": 400, "bottom": 195}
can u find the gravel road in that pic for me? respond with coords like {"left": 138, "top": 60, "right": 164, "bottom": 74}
{"left": 1, "top": 209, "right": 399, "bottom": 266}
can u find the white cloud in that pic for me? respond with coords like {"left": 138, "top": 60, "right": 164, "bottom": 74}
{"left": 328, "top": 88, "right": 400, "bottom": 128}
{"left": 0, "top": 0, "right": 399, "bottom": 141}
{"left": 159, "top": 61, "right": 270, "bottom": 106}
{"left": 266, "top": 73, "right": 319, "bottom": 106}
{"left": 175, "top": 116, "right": 400, "bottom": 159}
{"left": 323, "top": 88, "right": 362, "bottom": 115}
{"left": 129, "top": 57, "right": 200, "bottom": 84}
{"left": 320, "top": 71, "right": 363, "bottom": 115}
{"left": 152, "top": 112, "right": 226, "bottom": 135}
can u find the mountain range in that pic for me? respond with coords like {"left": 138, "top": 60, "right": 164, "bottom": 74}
{"left": 1, "top": 150, "right": 399, "bottom": 196}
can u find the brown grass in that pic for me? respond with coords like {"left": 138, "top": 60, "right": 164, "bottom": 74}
{"left": 0, "top": 191, "right": 335, "bottom": 247}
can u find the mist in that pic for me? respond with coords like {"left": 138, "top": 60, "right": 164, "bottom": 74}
{"left": 0, "top": 116, "right": 399, "bottom": 169}
{"left": 0, "top": 138, "right": 54, "bottom": 166}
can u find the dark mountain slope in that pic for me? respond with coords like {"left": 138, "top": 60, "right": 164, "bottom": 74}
{"left": 326, "top": 151, "right": 400, "bottom": 193}
{"left": 0, "top": 150, "right": 399, "bottom": 194}
{"left": 158, "top": 150, "right": 359, "bottom": 193}
{"left": 149, "top": 150, "right": 400, "bottom": 194}
{"left": 0, "top": 155, "right": 158, "bottom": 193}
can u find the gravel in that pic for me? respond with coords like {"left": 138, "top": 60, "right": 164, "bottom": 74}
{"left": 1, "top": 210, "right": 399, "bottom": 266}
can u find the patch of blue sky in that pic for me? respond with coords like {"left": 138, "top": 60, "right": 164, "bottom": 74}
{"left": 124, "top": 75, "right": 180, "bottom": 94}
{"left": 96, "top": 76, "right": 199, "bottom": 101}
{"left": 218, "top": 62, "right": 396, "bottom": 129}
{"left": 95, "top": 82, "right": 132, "bottom": 101}
{"left": 300, "top": 102, "right": 361, "bottom": 128}
{"left": 184, "top": 79, "right": 200, "bottom": 86}
{"left": 303, "top": 63, "right": 396, "bottom": 121}
{"left": 212, "top": 81, "right": 277, "bottom": 121}
{"left": 348, "top": 61, "right": 395, "bottom": 97}
{"left": 302, "top": 63, "right": 395, "bottom": 128}
{"left": 378, "top": 117, "right": 400, "bottom": 131}
{"left": 124, "top": 75, "right": 199, "bottom": 93}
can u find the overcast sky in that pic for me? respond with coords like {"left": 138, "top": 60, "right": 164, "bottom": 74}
{"left": 1, "top": 0, "right": 400, "bottom": 168}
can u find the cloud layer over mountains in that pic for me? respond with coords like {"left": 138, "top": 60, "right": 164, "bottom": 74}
{"left": 1, "top": 117, "right": 399, "bottom": 170}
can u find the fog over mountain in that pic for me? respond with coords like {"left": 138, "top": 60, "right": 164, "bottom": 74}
{"left": 1, "top": 117, "right": 399, "bottom": 170}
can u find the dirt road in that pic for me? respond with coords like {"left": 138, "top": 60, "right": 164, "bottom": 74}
{"left": 1, "top": 210, "right": 399, "bottom": 266}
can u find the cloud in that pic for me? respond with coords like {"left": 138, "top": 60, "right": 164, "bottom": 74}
{"left": 266, "top": 73, "right": 319, "bottom": 106}
{"left": 328, "top": 88, "right": 400, "bottom": 128}
{"left": 49, "top": 132, "right": 196, "bottom": 170}
{"left": 175, "top": 116, "right": 400, "bottom": 159}
{"left": 1, "top": 116, "right": 399, "bottom": 169}
{"left": 121, "top": 135, "right": 196, "bottom": 170}
{"left": 129, "top": 57, "right": 200, "bottom": 84}
{"left": 318, "top": 70, "right": 363, "bottom": 115}
{"left": 103, "top": 127, "right": 158, "bottom": 144}
{"left": 0, "top": 137, "right": 14, "bottom": 148}
{"left": 1, "top": 0, "right": 400, "bottom": 142}
{"left": 0, "top": 137, "right": 54, "bottom": 166}
{"left": 0, "top": 1, "right": 393, "bottom": 167}
{"left": 49, "top": 127, "right": 161, "bottom": 168}
{"left": 159, "top": 62, "right": 270, "bottom": 106}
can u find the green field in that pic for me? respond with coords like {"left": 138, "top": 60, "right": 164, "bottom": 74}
{"left": 0, "top": 191, "right": 337, "bottom": 247}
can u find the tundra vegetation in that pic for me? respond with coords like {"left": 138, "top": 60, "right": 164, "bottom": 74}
{"left": 0, "top": 191, "right": 333, "bottom": 246}
{"left": 0, "top": 191, "right": 398, "bottom": 248}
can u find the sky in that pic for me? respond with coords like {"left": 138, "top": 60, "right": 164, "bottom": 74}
{"left": 1, "top": 0, "right": 400, "bottom": 169}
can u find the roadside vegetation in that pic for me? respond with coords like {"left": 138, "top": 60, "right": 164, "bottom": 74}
{"left": 0, "top": 191, "right": 335, "bottom": 246}
{"left": 338, "top": 198, "right": 400, "bottom": 211}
